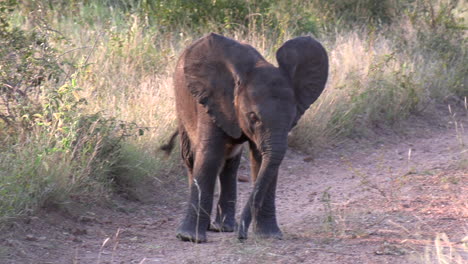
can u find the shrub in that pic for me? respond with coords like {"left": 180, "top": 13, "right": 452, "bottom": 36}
{"left": 0, "top": 4, "right": 137, "bottom": 224}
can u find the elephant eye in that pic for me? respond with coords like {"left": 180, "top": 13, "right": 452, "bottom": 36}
{"left": 248, "top": 112, "right": 260, "bottom": 125}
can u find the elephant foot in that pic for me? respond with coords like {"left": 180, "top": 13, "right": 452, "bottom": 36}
{"left": 176, "top": 219, "right": 209, "bottom": 243}
{"left": 254, "top": 219, "right": 283, "bottom": 239}
{"left": 253, "top": 227, "right": 283, "bottom": 239}
{"left": 237, "top": 221, "right": 249, "bottom": 240}
{"left": 176, "top": 228, "right": 207, "bottom": 243}
{"left": 209, "top": 220, "right": 236, "bottom": 232}
{"left": 238, "top": 218, "right": 283, "bottom": 241}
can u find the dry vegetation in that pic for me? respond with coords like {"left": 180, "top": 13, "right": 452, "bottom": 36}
{"left": 0, "top": 1, "right": 467, "bottom": 261}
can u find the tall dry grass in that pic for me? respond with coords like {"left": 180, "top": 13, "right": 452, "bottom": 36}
{"left": 290, "top": 31, "right": 420, "bottom": 149}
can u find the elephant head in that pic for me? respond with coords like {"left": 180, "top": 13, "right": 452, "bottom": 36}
{"left": 180, "top": 33, "right": 328, "bottom": 240}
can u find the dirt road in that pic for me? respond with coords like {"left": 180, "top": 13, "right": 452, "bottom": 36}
{"left": 2, "top": 116, "right": 467, "bottom": 264}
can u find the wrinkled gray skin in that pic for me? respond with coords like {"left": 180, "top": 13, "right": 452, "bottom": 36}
{"left": 171, "top": 33, "right": 328, "bottom": 243}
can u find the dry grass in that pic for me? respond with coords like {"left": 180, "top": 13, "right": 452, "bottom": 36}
{"left": 290, "top": 29, "right": 423, "bottom": 150}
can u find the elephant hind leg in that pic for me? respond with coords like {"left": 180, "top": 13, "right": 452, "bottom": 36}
{"left": 210, "top": 151, "right": 241, "bottom": 232}
{"left": 179, "top": 128, "right": 195, "bottom": 185}
{"left": 176, "top": 127, "right": 228, "bottom": 243}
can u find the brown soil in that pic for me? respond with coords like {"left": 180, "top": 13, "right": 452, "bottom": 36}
{"left": 1, "top": 110, "right": 467, "bottom": 264}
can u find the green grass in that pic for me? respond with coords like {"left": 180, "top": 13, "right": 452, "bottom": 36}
{"left": 0, "top": 0, "right": 466, "bottom": 225}
{"left": 0, "top": 117, "right": 113, "bottom": 222}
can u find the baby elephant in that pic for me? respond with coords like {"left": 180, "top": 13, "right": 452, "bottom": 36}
{"left": 166, "top": 33, "right": 328, "bottom": 242}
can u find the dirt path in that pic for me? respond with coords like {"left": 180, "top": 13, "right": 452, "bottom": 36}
{"left": 2, "top": 116, "right": 467, "bottom": 264}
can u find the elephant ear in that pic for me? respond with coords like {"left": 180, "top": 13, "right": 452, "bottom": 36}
{"left": 276, "top": 36, "right": 329, "bottom": 127}
{"left": 182, "top": 33, "right": 259, "bottom": 138}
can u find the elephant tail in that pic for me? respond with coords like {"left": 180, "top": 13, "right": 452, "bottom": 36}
{"left": 160, "top": 130, "right": 179, "bottom": 156}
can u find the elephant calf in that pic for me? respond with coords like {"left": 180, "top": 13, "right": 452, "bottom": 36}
{"left": 165, "top": 33, "right": 328, "bottom": 243}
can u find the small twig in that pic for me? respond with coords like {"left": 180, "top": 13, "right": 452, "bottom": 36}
{"left": 64, "top": 32, "right": 102, "bottom": 81}
{"left": 83, "top": 32, "right": 102, "bottom": 67}
{"left": 96, "top": 237, "right": 110, "bottom": 264}
{"left": 307, "top": 247, "right": 358, "bottom": 256}
{"left": 111, "top": 228, "right": 121, "bottom": 263}
{"left": 0, "top": 114, "right": 12, "bottom": 126}
{"left": 365, "top": 215, "right": 389, "bottom": 230}
{"left": 36, "top": 17, "right": 69, "bottom": 40}
{"left": 387, "top": 219, "right": 411, "bottom": 235}
{"left": 58, "top": 46, "right": 93, "bottom": 58}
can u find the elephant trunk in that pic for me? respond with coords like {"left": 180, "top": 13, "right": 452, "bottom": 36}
{"left": 254, "top": 137, "right": 286, "bottom": 210}
{"left": 239, "top": 135, "right": 287, "bottom": 239}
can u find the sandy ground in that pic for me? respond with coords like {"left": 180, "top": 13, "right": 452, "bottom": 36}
{"left": 1, "top": 112, "right": 467, "bottom": 264}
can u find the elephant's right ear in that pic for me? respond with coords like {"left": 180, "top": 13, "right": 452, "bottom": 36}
{"left": 180, "top": 33, "right": 259, "bottom": 138}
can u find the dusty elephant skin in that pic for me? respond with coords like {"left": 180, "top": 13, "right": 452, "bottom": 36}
{"left": 165, "top": 33, "right": 328, "bottom": 243}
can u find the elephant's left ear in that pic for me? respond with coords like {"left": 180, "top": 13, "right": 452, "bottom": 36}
{"left": 276, "top": 36, "right": 328, "bottom": 126}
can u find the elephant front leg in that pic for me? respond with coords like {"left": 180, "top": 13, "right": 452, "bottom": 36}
{"left": 238, "top": 162, "right": 282, "bottom": 240}
{"left": 238, "top": 180, "right": 282, "bottom": 240}
{"left": 176, "top": 151, "right": 224, "bottom": 243}
{"left": 210, "top": 152, "right": 241, "bottom": 232}
{"left": 253, "top": 174, "right": 282, "bottom": 239}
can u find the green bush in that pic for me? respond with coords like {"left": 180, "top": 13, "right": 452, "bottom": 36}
{"left": 0, "top": 3, "right": 138, "bottom": 224}
{"left": 23, "top": 0, "right": 321, "bottom": 35}
{"left": 402, "top": 0, "right": 467, "bottom": 97}
{"left": 312, "top": 0, "right": 408, "bottom": 28}
{"left": 0, "top": 70, "right": 128, "bottom": 223}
